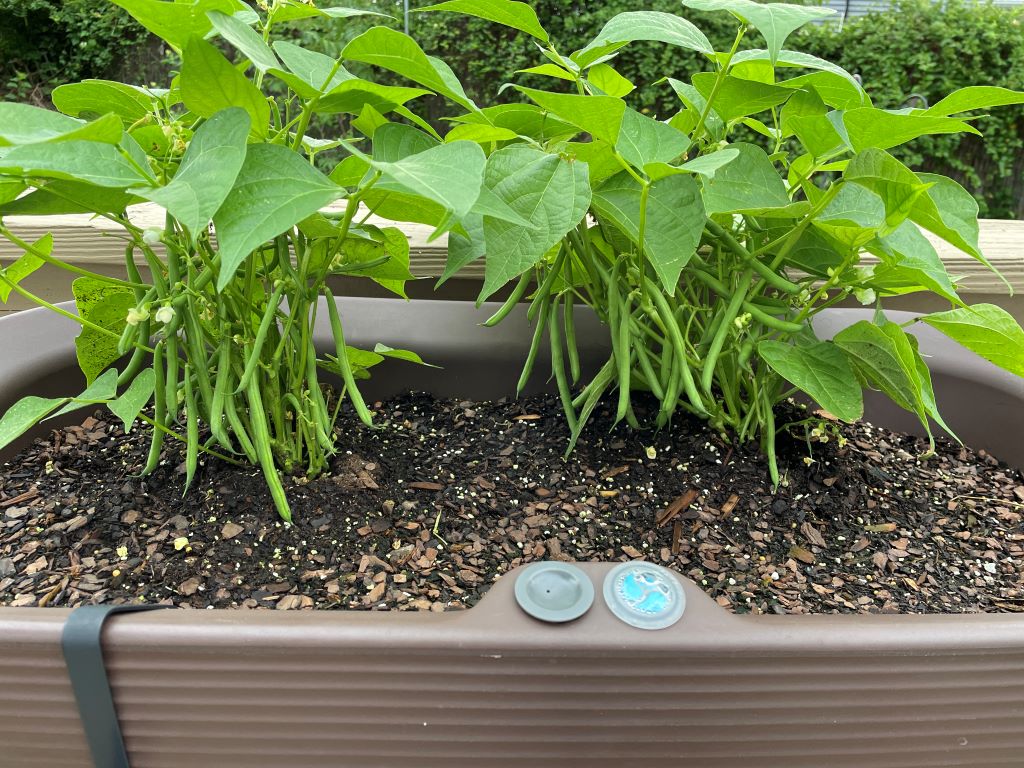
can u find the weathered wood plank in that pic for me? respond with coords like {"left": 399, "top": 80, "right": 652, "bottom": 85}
{"left": 2, "top": 203, "right": 1022, "bottom": 290}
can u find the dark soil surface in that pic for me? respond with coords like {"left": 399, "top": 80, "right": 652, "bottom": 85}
{"left": 1, "top": 392, "right": 1022, "bottom": 614}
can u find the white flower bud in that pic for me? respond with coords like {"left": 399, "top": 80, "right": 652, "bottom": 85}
{"left": 154, "top": 305, "right": 175, "bottom": 324}
{"left": 142, "top": 228, "right": 163, "bottom": 246}
{"left": 854, "top": 287, "right": 876, "bottom": 305}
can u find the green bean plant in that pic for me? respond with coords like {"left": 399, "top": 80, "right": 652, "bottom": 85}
{"left": 0, "top": 0, "right": 524, "bottom": 520}
{"left": 404, "top": 0, "right": 1024, "bottom": 483}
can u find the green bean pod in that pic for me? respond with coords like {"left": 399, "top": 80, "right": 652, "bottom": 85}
{"left": 614, "top": 290, "right": 632, "bottom": 425}
{"left": 117, "top": 318, "right": 151, "bottom": 388}
{"left": 223, "top": 394, "right": 258, "bottom": 464}
{"left": 649, "top": 282, "right": 705, "bottom": 415}
{"left": 562, "top": 262, "right": 581, "bottom": 383}
{"left": 526, "top": 249, "right": 566, "bottom": 323}
{"left": 517, "top": 291, "right": 551, "bottom": 395}
{"left": 634, "top": 342, "right": 665, "bottom": 400}
{"left": 483, "top": 271, "right": 530, "bottom": 327}
{"left": 183, "top": 364, "right": 198, "bottom": 492}
{"left": 701, "top": 268, "right": 753, "bottom": 396}
{"left": 548, "top": 296, "right": 578, "bottom": 432}
{"left": 245, "top": 378, "right": 292, "bottom": 522}
{"left": 565, "top": 356, "right": 615, "bottom": 455}
{"left": 235, "top": 282, "right": 286, "bottom": 394}
{"left": 324, "top": 288, "right": 373, "bottom": 427}
{"left": 142, "top": 340, "right": 166, "bottom": 475}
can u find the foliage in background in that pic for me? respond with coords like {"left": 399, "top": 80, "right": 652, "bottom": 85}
{"left": 0, "top": 0, "right": 162, "bottom": 104}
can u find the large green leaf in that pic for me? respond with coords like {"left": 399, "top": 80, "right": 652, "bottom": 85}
{"left": 0, "top": 103, "right": 122, "bottom": 146}
{"left": 593, "top": 171, "right": 705, "bottom": 292}
{"left": 681, "top": 0, "right": 834, "bottom": 63}
{"left": 758, "top": 340, "right": 862, "bottom": 422}
{"left": 108, "top": 369, "right": 156, "bottom": 433}
{"left": 910, "top": 172, "right": 985, "bottom": 263}
{"left": 269, "top": 4, "right": 390, "bottom": 23}
{"left": 50, "top": 369, "right": 119, "bottom": 419}
{"left": 340, "top": 225, "right": 415, "bottom": 297}
{"left": 448, "top": 103, "right": 577, "bottom": 141}
{"left": 0, "top": 396, "right": 68, "bottom": 452}
{"left": 665, "top": 79, "right": 725, "bottom": 142}
{"left": 576, "top": 11, "right": 713, "bottom": 66}
{"left": 135, "top": 107, "right": 249, "bottom": 240}
{"left": 439, "top": 213, "right": 485, "bottom": 285}
{"left": 315, "top": 79, "right": 431, "bottom": 115}
{"left": 691, "top": 73, "right": 793, "bottom": 123}
{"left": 342, "top": 27, "right": 475, "bottom": 110}
{"left": 516, "top": 87, "right": 625, "bottom": 144}
{"left": 270, "top": 42, "right": 353, "bottom": 98}
{"left": 616, "top": 108, "right": 690, "bottom": 170}
{"left": 0, "top": 234, "right": 51, "bottom": 304}
{"left": 419, "top": 0, "right": 549, "bottom": 42}
{"left": 870, "top": 220, "right": 960, "bottom": 303}
{"left": 701, "top": 142, "right": 789, "bottom": 214}
{"left": 213, "top": 144, "right": 344, "bottom": 289}
{"left": 0, "top": 179, "right": 25, "bottom": 206}
{"left": 72, "top": 278, "right": 135, "bottom": 384}
{"left": 0, "top": 180, "right": 139, "bottom": 216}
{"left": 780, "top": 71, "right": 868, "bottom": 110}
{"left": 920, "top": 304, "right": 1024, "bottom": 377}
{"left": 843, "top": 149, "right": 932, "bottom": 232}
{"left": 207, "top": 10, "right": 279, "bottom": 72}
{"left": 366, "top": 140, "right": 486, "bottom": 220}
{"left": 180, "top": 37, "right": 269, "bottom": 137}
{"left": 812, "top": 182, "right": 885, "bottom": 248}
{"left": 733, "top": 49, "right": 862, "bottom": 90}
{"left": 833, "top": 320, "right": 931, "bottom": 428}
{"left": 372, "top": 123, "right": 439, "bottom": 162}
{"left": 926, "top": 86, "right": 1024, "bottom": 117}
{"left": 841, "top": 108, "right": 979, "bottom": 152}
{"left": 587, "top": 63, "right": 635, "bottom": 98}
{"left": 478, "top": 146, "right": 590, "bottom": 298}
{"left": 51, "top": 80, "right": 158, "bottom": 123}
{"left": 0, "top": 141, "right": 151, "bottom": 188}
{"left": 111, "top": 0, "right": 248, "bottom": 51}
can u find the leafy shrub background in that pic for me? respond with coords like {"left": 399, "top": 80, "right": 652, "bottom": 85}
{"left": 1, "top": 0, "right": 1021, "bottom": 216}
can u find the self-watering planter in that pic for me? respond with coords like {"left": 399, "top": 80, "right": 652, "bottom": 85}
{"left": 0, "top": 297, "right": 1022, "bottom": 768}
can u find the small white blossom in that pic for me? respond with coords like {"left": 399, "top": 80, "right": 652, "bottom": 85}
{"left": 854, "top": 287, "right": 876, "bottom": 305}
{"left": 126, "top": 306, "right": 149, "bottom": 326}
{"left": 154, "top": 305, "right": 175, "bottom": 324}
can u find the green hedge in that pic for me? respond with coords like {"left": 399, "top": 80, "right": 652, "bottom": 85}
{"left": 2, "top": 0, "right": 1022, "bottom": 217}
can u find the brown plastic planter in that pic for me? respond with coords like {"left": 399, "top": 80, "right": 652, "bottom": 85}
{"left": 1, "top": 298, "right": 1022, "bottom": 768}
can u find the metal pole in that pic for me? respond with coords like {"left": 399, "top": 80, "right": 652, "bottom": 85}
{"left": 404, "top": 0, "right": 410, "bottom": 35}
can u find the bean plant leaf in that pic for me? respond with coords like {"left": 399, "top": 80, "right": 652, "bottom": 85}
{"left": 135, "top": 107, "right": 250, "bottom": 240}
{"left": 0, "top": 396, "right": 69, "bottom": 452}
{"left": 373, "top": 343, "right": 439, "bottom": 367}
{"left": 360, "top": 140, "right": 486, "bottom": 220}
{"left": 841, "top": 108, "right": 979, "bottom": 152}
{"left": 910, "top": 172, "right": 986, "bottom": 263}
{"left": 587, "top": 64, "right": 635, "bottom": 98}
{"left": 701, "top": 142, "right": 789, "bottom": 214}
{"left": 419, "top": 0, "right": 549, "bottom": 42}
{"left": 72, "top": 278, "right": 135, "bottom": 384}
{"left": 833, "top": 320, "right": 932, "bottom": 432}
{"left": 870, "top": 220, "right": 960, "bottom": 303}
{"left": 342, "top": 27, "right": 476, "bottom": 110}
{"left": 213, "top": 144, "right": 344, "bottom": 289}
{"left": 779, "top": 71, "right": 868, "bottom": 110}
{"left": 51, "top": 81, "right": 158, "bottom": 124}
{"left": 0, "top": 103, "right": 121, "bottom": 146}
{"left": 108, "top": 369, "right": 156, "bottom": 433}
{"left": 269, "top": 4, "right": 391, "bottom": 23}
{"left": 0, "top": 179, "right": 25, "bottom": 206}
{"left": 0, "top": 234, "right": 51, "bottom": 304}
{"left": 926, "top": 86, "right": 1024, "bottom": 117}
{"left": 315, "top": 79, "right": 432, "bottom": 116}
{"left": 812, "top": 183, "right": 885, "bottom": 248}
{"left": 516, "top": 87, "right": 625, "bottom": 144}
{"left": 439, "top": 213, "right": 486, "bottom": 285}
{"left": 920, "top": 304, "right": 1024, "bottom": 377}
{"left": 111, "top": 0, "right": 249, "bottom": 51}
{"left": 681, "top": 0, "right": 834, "bottom": 63}
{"left": 576, "top": 11, "right": 713, "bottom": 67}
{"left": 0, "top": 180, "right": 139, "bottom": 216}
{"left": 758, "top": 340, "right": 863, "bottom": 422}
{"left": 50, "top": 369, "right": 120, "bottom": 419}
{"left": 691, "top": 73, "right": 794, "bottom": 123}
{"left": 0, "top": 141, "right": 151, "bottom": 188}
{"left": 616, "top": 108, "right": 690, "bottom": 170}
{"left": 207, "top": 10, "right": 279, "bottom": 73}
{"left": 270, "top": 42, "right": 353, "bottom": 98}
{"left": 449, "top": 103, "right": 578, "bottom": 141}
{"left": 843, "top": 149, "right": 932, "bottom": 232}
{"left": 479, "top": 146, "right": 590, "bottom": 298}
{"left": 372, "top": 123, "right": 439, "bottom": 162}
{"left": 732, "top": 49, "right": 862, "bottom": 89}
{"left": 592, "top": 171, "right": 705, "bottom": 292}
{"left": 180, "top": 37, "right": 269, "bottom": 137}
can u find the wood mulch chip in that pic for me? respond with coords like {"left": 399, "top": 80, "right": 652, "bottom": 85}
{"left": 1, "top": 393, "right": 1021, "bottom": 614}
